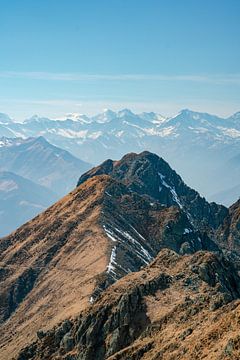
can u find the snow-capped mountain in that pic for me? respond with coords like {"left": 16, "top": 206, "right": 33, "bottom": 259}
{"left": 0, "top": 108, "right": 239, "bottom": 203}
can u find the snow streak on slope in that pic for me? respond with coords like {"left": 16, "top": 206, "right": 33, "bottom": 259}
{"left": 103, "top": 224, "right": 153, "bottom": 280}
{"left": 158, "top": 172, "right": 183, "bottom": 209}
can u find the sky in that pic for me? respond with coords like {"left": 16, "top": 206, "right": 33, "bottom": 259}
{"left": 0, "top": 0, "right": 240, "bottom": 120}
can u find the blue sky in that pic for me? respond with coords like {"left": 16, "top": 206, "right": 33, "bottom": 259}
{"left": 0, "top": 0, "right": 240, "bottom": 120}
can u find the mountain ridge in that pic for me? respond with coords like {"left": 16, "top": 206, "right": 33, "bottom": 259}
{"left": 16, "top": 249, "right": 240, "bottom": 360}
{"left": 0, "top": 150, "right": 239, "bottom": 359}
{"left": 78, "top": 151, "right": 228, "bottom": 231}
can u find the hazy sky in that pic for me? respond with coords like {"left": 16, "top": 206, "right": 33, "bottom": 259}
{"left": 0, "top": 0, "right": 240, "bottom": 120}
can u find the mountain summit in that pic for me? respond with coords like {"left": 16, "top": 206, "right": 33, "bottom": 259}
{"left": 78, "top": 151, "right": 227, "bottom": 230}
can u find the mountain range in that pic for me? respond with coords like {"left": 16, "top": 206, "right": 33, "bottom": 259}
{"left": 0, "top": 171, "right": 57, "bottom": 237}
{"left": 0, "top": 136, "right": 90, "bottom": 197}
{"left": 0, "top": 136, "right": 91, "bottom": 236}
{"left": 0, "top": 108, "right": 239, "bottom": 205}
{"left": 0, "top": 151, "right": 240, "bottom": 359}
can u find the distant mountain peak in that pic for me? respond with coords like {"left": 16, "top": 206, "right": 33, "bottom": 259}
{"left": 180, "top": 108, "right": 192, "bottom": 114}
{"left": 229, "top": 111, "right": 240, "bottom": 119}
{"left": 59, "top": 113, "right": 91, "bottom": 123}
{"left": 177, "top": 109, "right": 204, "bottom": 118}
{"left": 139, "top": 111, "right": 166, "bottom": 123}
{"left": 103, "top": 108, "right": 115, "bottom": 114}
{"left": 24, "top": 114, "right": 50, "bottom": 123}
{"left": 0, "top": 113, "right": 12, "bottom": 124}
{"left": 117, "top": 108, "right": 135, "bottom": 117}
{"left": 33, "top": 135, "right": 49, "bottom": 145}
{"left": 93, "top": 109, "right": 117, "bottom": 123}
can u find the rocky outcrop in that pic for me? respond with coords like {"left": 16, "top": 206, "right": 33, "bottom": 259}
{"left": 16, "top": 249, "right": 240, "bottom": 360}
{"left": 214, "top": 199, "right": 240, "bottom": 270}
{"left": 217, "top": 199, "right": 240, "bottom": 249}
{"left": 78, "top": 151, "right": 228, "bottom": 231}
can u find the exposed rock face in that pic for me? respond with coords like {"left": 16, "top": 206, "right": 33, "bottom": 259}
{"left": 78, "top": 151, "right": 228, "bottom": 231}
{"left": 217, "top": 199, "right": 240, "bottom": 250}
{"left": 16, "top": 249, "right": 240, "bottom": 360}
{"left": 215, "top": 199, "right": 240, "bottom": 268}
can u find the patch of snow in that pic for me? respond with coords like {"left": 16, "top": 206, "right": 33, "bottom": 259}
{"left": 0, "top": 138, "right": 21, "bottom": 147}
{"left": 183, "top": 228, "right": 192, "bottom": 234}
{"left": 106, "top": 245, "right": 117, "bottom": 277}
{"left": 89, "top": 296, "right": 94, "bottom": 304}
{"left": 157, "top": 126, "right": 176, "bottom": 137}
{"left": 103, "top": 225, "right": 117, "bottom": 242}
{"left": 158, "top": 173, "right": 183, "bottom": 209}
{"left": 103, "top": 224, "right": 153, "bottom": 267}
{"left": 115, "top": 130, "right": 124, "bottom": 138}
{"left": 218, "top": 127, "right": 240, "bottom": 138}
{"left": 88, "top": 131, "right": 102, "bottom": 139}
{"left": 57, "top": 129, "right": 88, "bottom": 139}
{"left": 105, "top": 191, "right": 112, "bottom": 197}
{"left": 129, "top": 224, "right": 146, "bottom": 241}
{"left": 188, "top": 126, "right": 209, "bottom": 134}
{"left": 114, "top": 227, "right": 152, "bottom": 264}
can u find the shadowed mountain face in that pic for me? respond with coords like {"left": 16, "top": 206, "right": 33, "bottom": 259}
{"left": 0, "top": 171, "right": 57, "bottom": 237}
{"left": 0, "top": 151, "right": 239, "bottom": 359}
{"left": 78, "top": 151, "right": 228, "bottom": 231}
{"left": 0, "top": 136, "right": 91, "bottom": 235}
{"left": 216, "top": 199, "right": 240, "bottom": 265}
{"left": 0, "top": 136, "right": 91, "bottom": 197}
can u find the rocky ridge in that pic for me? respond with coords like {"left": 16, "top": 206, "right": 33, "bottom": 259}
{"left": 78, "top": 151, "right": 228, "bottom": 231}
{"left": 17, "top": 249, "right": 240, "bottom": 360}
{"left": 0, "top": 151, "right": 239, "bottom": 359}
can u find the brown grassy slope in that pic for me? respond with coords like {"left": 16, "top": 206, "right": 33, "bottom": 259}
{"left": 0, "top": 175, "right": 112, "bottom": 359}
{"left": 1, "top": 167, "right": 233, "bottom": 360}
{"left": 0, "top": 173, "right": 198, "bottom": 359}
{"left": 17, "top": 249, "right": 240, "bottom": 360}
